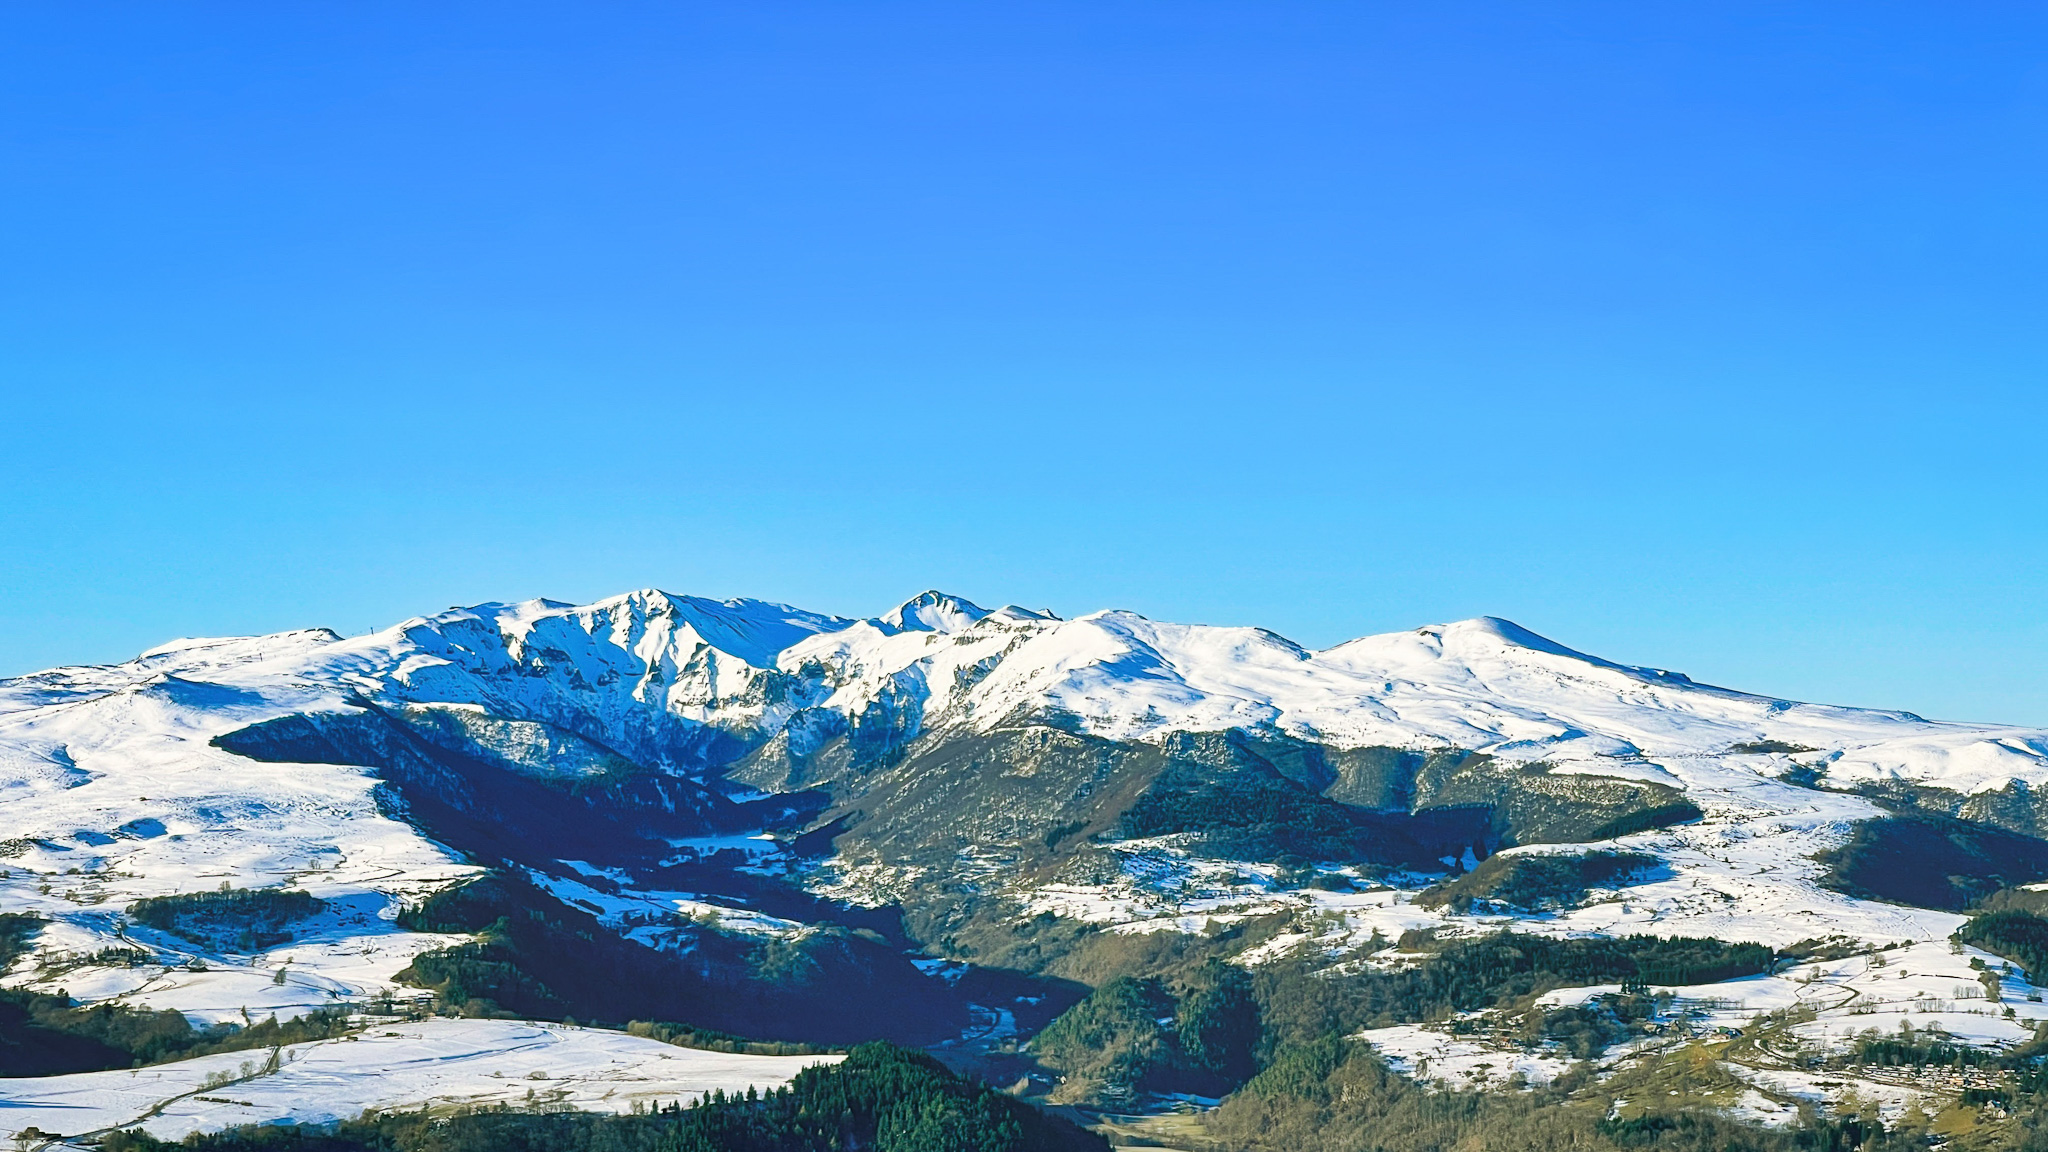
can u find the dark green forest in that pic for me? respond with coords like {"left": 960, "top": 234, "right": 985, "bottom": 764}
{"left": 1250, "top": 930, "right": 1772, "bottom": 1054}
{"left": 1963, "top": 911, "right": 2048, "bottom": 983}
{"left": 1417, "top": 850, "right": 1660, "bottom": 913}
{"left": 1819, "top": 815, "right": 2048, "bottom": 911}
{"left": 128, "top": 886, "right": 326, "bottom": 952}
{"left": 1030, "top": 958, "right": 1259, "bottom": 1100}
{"left": 392, "top": 871, "right": 973, "bottom": 1045}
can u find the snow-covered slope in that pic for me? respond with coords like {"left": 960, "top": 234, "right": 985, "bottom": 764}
{"left": 0, "top": 589, "right": 2036, "bottom": 986}
{"left": 6, "top": 589, "right": 2047, "bottom": 931}
{"left": 7, "top": 587, "right": 2045, "bottom": 1136}
{"left": 932, "top": 609, "right": 2044, "bottom": 790}
{"left": 283, "top": 590, "right": 2046, "bottom": 795}
{"left": 0, "top": 1018, "right": 834, "bottom": 1143}
{"left": 0, "top": 628, "right": 476, "bottom": 1021}
{"left": 139, "top": 588, "right": 2027, "bottom": 793}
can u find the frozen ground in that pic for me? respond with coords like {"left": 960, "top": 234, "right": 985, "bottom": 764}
{"left": 0, "top": 1018, "right": 838, "bottom": 1144}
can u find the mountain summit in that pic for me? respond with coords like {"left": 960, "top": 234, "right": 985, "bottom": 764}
{"left": 879, "top": 590, "right": 992, "bottom": 634}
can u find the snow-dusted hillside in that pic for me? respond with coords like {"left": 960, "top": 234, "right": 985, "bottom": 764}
{"left": 0, "top": 1019, "right": 834, "bottom": 1142}
{"left": 0, "top": 594, "right": 2036, "bottom": 875}
{"left": 359, "top": 591, "right": 2048, "bottom": 789}
{"left": 35, "top": 587, "right": 2032, "bottom": 790}
{"left": 6, "top": 586, "right": 2048, "bottom": 1137}
{"left": 0, "top": 628, "right": 476, "bottom": 1023}
{"left": 4, "top": 590, "right": 2046, "bottom": 978}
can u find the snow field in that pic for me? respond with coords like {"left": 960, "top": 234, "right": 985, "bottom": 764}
{"left": 0, "top": 1018, "right": 841, "bottom": 1143}
{"left": 0, "top": 635, "right": 478, "bottom": 1023}
{"left": 1362, "top": 1024, "right": 1576, "bottom": 1091}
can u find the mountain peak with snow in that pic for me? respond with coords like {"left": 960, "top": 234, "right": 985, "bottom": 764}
{"left": 879, "top": 591, "right": 991, "bottom": 635}
{"left": 9, "top": 584, "right": 2048, "bottom": 1138}
{"left": 11, "top": 587, "right": 2048, "bottom": 805}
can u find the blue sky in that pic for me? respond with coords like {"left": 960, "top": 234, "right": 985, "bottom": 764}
{"left": 2, "top": 4, "right": 2044, "bottom": 723}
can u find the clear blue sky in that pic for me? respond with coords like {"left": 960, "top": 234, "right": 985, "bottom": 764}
{"left": 2, "top": 4, "right": 2044, "bottom": 724}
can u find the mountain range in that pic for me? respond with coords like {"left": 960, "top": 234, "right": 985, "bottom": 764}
{"left": 7, "top": 589, "right": 2048, "bottom": 1146}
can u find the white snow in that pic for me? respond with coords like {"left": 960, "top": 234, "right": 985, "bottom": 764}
{"left": 1365, "top": 1023, "right": 1575, "bottom": 1090}
{"left": 0, "top": 628, "right": 477, "bottom": 1022}
{"left": 0, "top": 1018, "right": 837, "bottom": 1143}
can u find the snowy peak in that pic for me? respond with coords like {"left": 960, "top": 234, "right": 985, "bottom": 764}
{"left": 878, "top": 591, "right": 991, "bottom": 635}
{"left": 1446, "top": 616, "right": 1697, "bottom": 684}
{"left": 410, "top": 590, "right": 859, "bottom": 671}
{"left": 1323, "top": 616, "right": 1698, "bottom": 690}
{"left": 1331, "top": 616, "right": 1610, "bottom": 664}
{"left": 1445, "top": 616, "right": 1601, "bottom": 661}
{"left": 587, "top": 589, "right": 857, "bottom": 668}
{"left": 12, "top": 587, "right": 2048, "bottom": 803}
{"left": 136, "top": 628, "right": 344, "bottom": 660}
{"left": 987, "top": 605, "right": 1060, "bottom": 623}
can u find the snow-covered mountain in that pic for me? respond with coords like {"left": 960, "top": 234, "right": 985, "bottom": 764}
{"left": 425, "top": 590, "right": 2038, "bottom": 789}
{"left": 7, "top": 587, "right": 2048, "bottom": 1135}
{"left": 7, "top": 587, "right": 2048, "bottom": 924}
{"left": 41, "top": 587, "right": 2030, "bottom": 793}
